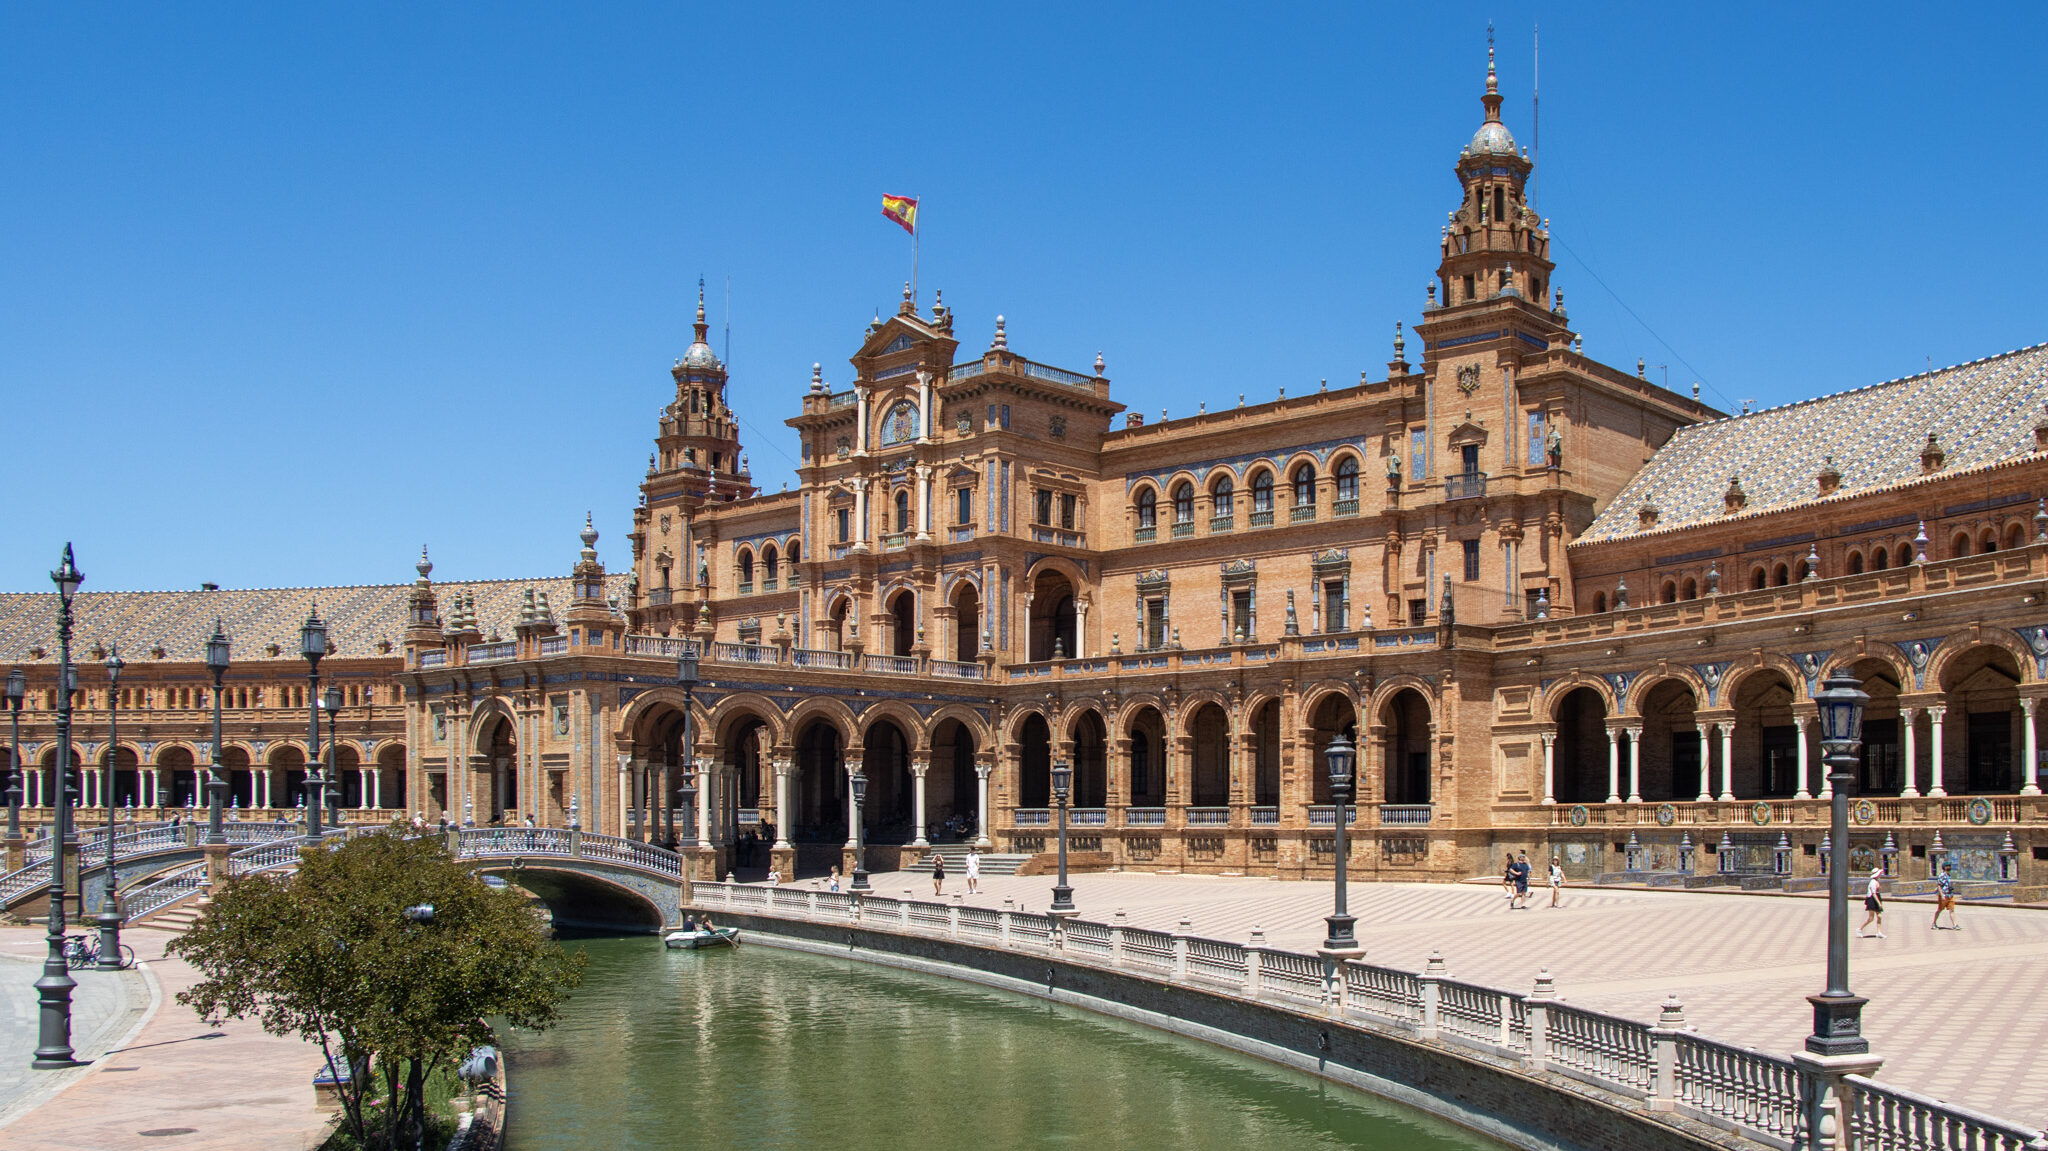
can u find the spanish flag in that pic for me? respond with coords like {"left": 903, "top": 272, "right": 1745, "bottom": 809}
{"left": 882, "top": 194, "right": 919, "bottom": 235}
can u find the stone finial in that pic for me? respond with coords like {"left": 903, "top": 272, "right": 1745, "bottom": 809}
{"left": 1533, "top": 587, "right": 1550, "bottom": 620}
{"left": 1706, "top": 563, "right": 1720, "bottom": 594}
{"left": 1914, "top": 520, "right": 1930, "bottom": 564}
{"left": 1284, "top": 590, "right": 1300, "bottom": 636}
{"left": 1638, "top": 503, "right": 1660, "bottom": 528}
{"left": 1426, "top": 281, "right": 1437, "bottom": 308}
{"left": 1394, "top": 321, "right": 1406, "bottom": 359}
{"left": 580, "top": 513, "right": 599, "bottom": 560}
{"left": 1424, "top": 950, "right": 1447, "bottom": 976}
{"left": 1691, "top": 380, "right": 1700, "bottom": 401}
{"left": 991, "top": 315, "right": 1007, "bottom": 350}
{"left": 1247, "top": 926, "right": 1266, "bottom": 949}
{"left": 1572, "top": 335, "right": 1583, "bottom": 355}
{"left": 1817, "top": 456, "right": 1842, "bottom": 495}
{"left": 417, "top": 545, "right": 433, "bottom": 581}
{"left": 1109, "top": 632, "right": 1121, "bottom": 654}
{"left": 900, "top": 281, "right": 914, "bottom": 314}
{"left": 1360, "top": 603, "right": 1373, "bottom": 629}
{"left": 1921, "top": 432, "right": 1945, "bottom": 474}
{"left": 1637, "top": 358, "right": 1646, "bottom": 379}
{"left": 810, "top": 363, "right": 824, "bottom": 393}
{"left": 1803, "top": 543, "right": 1822, "bottom": 581}
{"left": 536, "top": 590, "right": 553, "bottom": 619}
{"left": 1724, "top": 475, "right": 1747, "bottom": 514}
{"left": 519, "top": 588, "right": 536, "bottom": 624}
{"left": 1552, "top": 286, "right": 1565, "bottom": 318}
{"left": 2035, "top": 498, "right": 2047, "bottom": 543}
{"left": 1094, "top": 351, "right": 1106, "bottom": 377}
{"left": 1614, "top": 577, "right": 1629, "bottom": 610}
{"left": 1658, "top": 993, "right": 1686, "bottom": 1029}
{"left": 1531, "top": 968, "right": 1556, "bottom": 1000}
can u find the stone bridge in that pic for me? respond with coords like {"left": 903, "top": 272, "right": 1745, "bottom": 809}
{"left": 450, "top": 827, "right": 687, "bottom": 933}
{"left": 0, "top": 821, "right": 303, "bottom": 917}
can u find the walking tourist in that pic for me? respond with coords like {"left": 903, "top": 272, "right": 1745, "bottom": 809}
{"left": 1933, "top": 866, "right": 1960, "bottom": 930}
{"left": 931, "top": 851, "right": 947, "bottom": 896}
{"left": 965, "top": 846, "right": 982, "bottom": 894}
{"left": 1501, "top": 858, "right": 1516, "bottom": 904}
{"left": 1548, "top": 856, "right": 1564, "bottom": 907}
{"left": 1511, "top": 851, "right": 1532, "bottom": 909}
{"left": 827, "top": 866, "right": 841, "bottom": 893}
{"left": 766, "top": 866, "right": 782, "bottom": 886}
{"left": 1859, "top": 867, "right": 1886, "bottom": 938}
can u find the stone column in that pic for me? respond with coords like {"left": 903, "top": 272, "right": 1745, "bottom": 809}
{"left": 616, "top": 753, "right": 631, "bottom": 839}
{"left": 1717, "top": 722, "right": 1736, "bottom": 802}
{"left": 911, "top": 757, "right": 930, "bottom": 847}
{"left": 1793, "top": 715, "right": 1813, "bottom": 800}
{"left": 1606, "top": 727, "right": 1622, "bottom": 804}
{"left": 845, "top": 760, "right": 860, "bottom": 849}
{"left": 1697, "top": 726, "right": 1712, "bottom": 802}
{"left": 1074, "top": 600, "right": 1089, "bottom": 659}
{"left": 975, "top": 760, "right": 993, "bottom": 848}
{"left": 1899, "top": 707, "right": 1918, "bottom": 798}
{"left": 2021, "top": 698, "right": 2040, "bottom": 796}
{"left": 915, "top": 462, "right": 933, "bottom": 542}
{"left": 1626, "top": 726, "right": 1643, "bottom": 804}
{"left": 1540, "top": 732, "right": 1556, "bottom": 805}
{"left": 1927, "top": 705, "right": 1947, "bottom": 798}
{"left": 854, "top": 481, "right": 869, "bottom": 549}
{"left": 855, "top": 384, "right": 871, "bottom": 452}
{"left": 772, "top": 759, "right": 793, "bottom": 850}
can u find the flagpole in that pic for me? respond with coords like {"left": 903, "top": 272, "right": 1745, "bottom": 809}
{"left": 912, "top": 196, "right": 920, "bottom": 307}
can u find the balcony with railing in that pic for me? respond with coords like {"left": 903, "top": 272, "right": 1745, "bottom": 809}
{"left": 862, "top": 653, "right": 919, "bottom": 675}
{"left": 1249, "top": 509, "right": 1274, "bottom": 527}
{"left": 1444, "top": 472, "right": 1488, "bottom": 500}
{"left": 1379, "top": 804, "right": 1434, "bottom": 826}
{"left": 1289, "top": 504, "right": 1316, "bottom": 523}
{"left": 1209, "top": 515, "right": 1234, "bottom": 533}
{"left": 645, "top": 587, "right": 673, "bottom": 606}
{"left": 1307, "top": 804, "right": 1359, "bottom": 826}
{"left": 1186, "top": 807, "right": 1230, "bottom": 826}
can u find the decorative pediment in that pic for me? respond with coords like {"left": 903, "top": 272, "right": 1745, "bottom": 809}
{"left": 1311, "top": 548, "right": 1351, "bottom": 574}
{"left": 1135, "top": 568, "right": 1171, "bottom": 592}
{"left": 1220, "top": 559, "right": 1257, "bottom": 585}
{"left": 1446, "top": 420, "right": 1490, "bottom": 448}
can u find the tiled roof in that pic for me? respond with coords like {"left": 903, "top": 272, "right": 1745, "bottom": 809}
{"left": 1579, "top": 343, "right": 2048, "bottom": 543}
{"left": 0, "top": 573, "right": 630, "bottom": 666}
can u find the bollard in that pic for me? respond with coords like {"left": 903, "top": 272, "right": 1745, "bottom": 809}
{"left": 1170, "top": 918, "right": 1192, "bottom": 983}
{"left": 1524, "top": 969, "right": 1555, "bottom": 1072}
{"left": 1418, "top": 950, "right": 1446, "bottom": 1039}
{"left": 1649, "top": 993, "right": 1685, "bottom": 1111}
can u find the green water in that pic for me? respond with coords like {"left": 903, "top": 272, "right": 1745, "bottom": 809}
{"left": 499, "top": 937, "right": 1505, "bottom": 1150}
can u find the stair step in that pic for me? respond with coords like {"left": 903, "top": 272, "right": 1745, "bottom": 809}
{"left": 903, "top": 851, "right": 1030, "bottom": 876}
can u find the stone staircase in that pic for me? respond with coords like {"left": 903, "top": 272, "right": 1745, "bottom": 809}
{"left": 901, "top": 845, "right": 1029, "bottom": 877}
{"left": 134, "top": 894, "right": 210, "bottom": 933}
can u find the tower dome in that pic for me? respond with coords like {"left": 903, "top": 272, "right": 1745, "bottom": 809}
{"left": 1460, "top": 38, "right": 1519, "bottom": 158}
{"left": 682, "top": 287, "right": 722, "bottom": 371}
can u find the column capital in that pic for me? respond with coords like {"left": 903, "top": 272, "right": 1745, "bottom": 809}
{"left": 1626, "top": 725, "right": 1643, "bottom": 741}
{"left": 1539, "top": 730, "right": 1556, "bottom": 747}
{"left": 2023, "top": 697, "right": 2039, "bottom": 716}
{"left": 909, "top": 758, "right": 930, "bottom": 778}
{"left": 1928, "top": 704, "right": 1948, "bottom": 721}
{"left": 1900, "top": 705, "right": 1919, "bottom": 720}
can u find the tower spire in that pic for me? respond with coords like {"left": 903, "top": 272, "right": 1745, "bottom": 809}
{"left": 694, "top": 276, "right": 709, "bottom": 345}
{"left": 1483, "top": 24, "right": 1504, "bottom": 124}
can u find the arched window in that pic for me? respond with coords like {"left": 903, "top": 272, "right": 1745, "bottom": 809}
{"left": 2007, "top": 523, "right": 2027, "bottom": 549}
{"left": 895, "top": 490, "right": 911, "bottom": 533}
{"left": 1752, "top": 567, "right": 1768, "bottom": 590}
{"left": 1952, "top": 533, "right": 1970, "bottom": 558}
{"left": 1773, "top": 564, "right": 1790, "bottom": 587}
{"left": 1846, "top": 551, "right": 1864, "bottom": 575}
{"left": 1870, "top": 548, "right": 1888, "bottom": 571}
{"left": 1291, "top": 463, "right": 1316, "bottom": 507}
{"left": 1682, "top": 578, "right": 1698, "bottom": 600}
{"left": 1334, "top": 457, "right": 1359, "bottom": 503}
{"left": 1212, "top": 475, "right": 1235, "bottom": 518}
{"left": 1171, "top": 482, "right": 1194, "bottom": 525}
{"left": 1135, "top": 488, "right": 1157, "bottom": 530}
{"left": 738, "top": 549, "right": 754, "bottom": 586}
{"left": 1661, "top": 581, "right": 1677, "bottom": 604}
{"left": 1981, "top": 530, "right": 1998, "bottom": 553}
{"left": 787, "top": 539, "right": 802, "bottom": 565}
{"left": 763, "top": 545, "right": 779, "bottom": 583}
{"left": 1592, "top": 591, "right": 1608, "bottom": 613}
{"left": 1250, "top": 470, "right": 1274, "bottom": 514}
{"left": 1896, "top": 543, "right": 1913, "bottom": 567}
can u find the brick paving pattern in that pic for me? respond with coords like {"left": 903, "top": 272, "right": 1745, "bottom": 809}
{"left": 850, "top": 869, "right": 2048, "bottom": 1128}
{"left": 0, "top": 926, "right": 333, "bottom": 1151}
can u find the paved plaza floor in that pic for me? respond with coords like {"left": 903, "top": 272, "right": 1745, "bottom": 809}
{"left": 830, "top": 868, "right": 2048, "bottom": 1128}
{"left": 0, "top": 926, "right": 333, "bottom": 1151}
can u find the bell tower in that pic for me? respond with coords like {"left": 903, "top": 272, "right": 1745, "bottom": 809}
{"left": 1435, "top": 39, "right": 1554, "bottom": 312}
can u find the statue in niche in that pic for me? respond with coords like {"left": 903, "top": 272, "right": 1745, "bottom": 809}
{"left": 1386, "top": 453, "right": 1402, "bottom": 484}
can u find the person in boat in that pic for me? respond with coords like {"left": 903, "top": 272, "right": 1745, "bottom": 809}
{"left": 679, "top": 913, "right": 699, "bottom": 933}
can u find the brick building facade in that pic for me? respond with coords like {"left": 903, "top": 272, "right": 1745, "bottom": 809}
{"left": 5, "top": 55, "right": 2045, "bottom": 890}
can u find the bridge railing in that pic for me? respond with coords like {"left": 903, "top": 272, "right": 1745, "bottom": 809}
{"left": 123, "top": 862, "right": 210, "bottom": 920}
{"left": 0, "top": 860, "right": 52, "bottom": 903}
{"left": 698, "top": 880, "right": 2048, "bottom": 1151}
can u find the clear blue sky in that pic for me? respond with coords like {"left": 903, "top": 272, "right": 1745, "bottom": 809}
{"left": 3, "top": 4, "right": 2042, "bottom": 594}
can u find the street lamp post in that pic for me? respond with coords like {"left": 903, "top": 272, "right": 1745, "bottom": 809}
{"left": 97, "top": 647, "right": 126, "bottom": 970}
{"left": 322, "top": 687, "right": 343, "bottom": 827}
{"left": 680, "top": 760, "right": 699, "bottom": 849}
{"left": 1049, "top": 758, "right": 1076, "bottom": 916}
{"left": 1322, "top": 733, "right": 1360, "bottom": 953}
{"left": 35, "top": 543, "right": 84, "bottom": 1069}
{"left": 5, "top": 668, "right": 25, "bottom": 846}
{"left": 671, "top": 645, "right": 699, "bottom": 851}
{"left": 300, "top": 609, "right": 327, "bottom": 840}
{"left": 203, "top": 622, "right": 229, "bottom": 845}
{"left": 1806, "top": 670, "right": 1870, "bottom": 1056}
{"left": 849, "top": 771, "right": 870, "bottom": 892}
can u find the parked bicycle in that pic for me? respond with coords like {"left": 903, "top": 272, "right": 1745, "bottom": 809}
{"left": 62, "top": 933, "right": 136, "bottom": 970}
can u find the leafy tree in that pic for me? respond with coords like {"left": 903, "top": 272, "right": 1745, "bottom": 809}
{"left": 171, "top": 828, "right": 586, "bottom": 1149}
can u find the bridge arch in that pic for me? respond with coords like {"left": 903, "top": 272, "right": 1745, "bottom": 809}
{"left": 477, "top": 864, "right": 668, "bottom": 934}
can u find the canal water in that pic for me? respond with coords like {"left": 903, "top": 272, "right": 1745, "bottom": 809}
{"left": 499, "top": 936, "right": 1506, "bottom": 1150}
